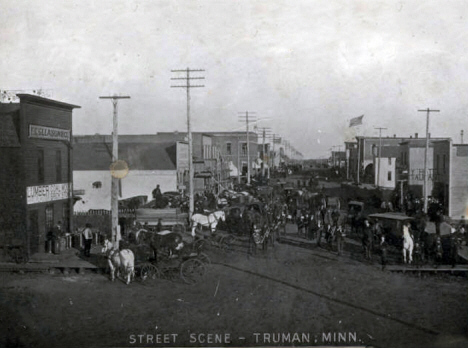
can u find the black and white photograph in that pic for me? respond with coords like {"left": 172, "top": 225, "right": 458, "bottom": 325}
{"left": 1, "top": 1, "right": 467, "bottom": 347}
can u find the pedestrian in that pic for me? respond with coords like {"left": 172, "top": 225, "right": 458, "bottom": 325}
{"left": 380, "top": 235, "right": 388, "bottom": 270}
{"left": 82, "top": 223, "right": 93, "bottom": 257}
{"left": 156, "top": 218, "right": 163, "bottom": 232}
{"left": 336, "top": 224, "right": 346, "bottom": 256}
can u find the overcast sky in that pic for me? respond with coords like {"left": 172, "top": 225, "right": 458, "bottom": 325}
{"left": 2, "top": 0, "right": 468, "bottom": 157}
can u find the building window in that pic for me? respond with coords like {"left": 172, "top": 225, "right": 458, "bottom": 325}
{"left": 92, "top": 181, "right": 102, "bottom": 189}
{"left": 387, "top": 171, "right": 392, "bottom": 181}
{"left": 241, "top": 143, "right": 247, "bottom": 156}
{"left": 226, "top": 142, "right": 232, "bottom": 155}
{"left": 45, "top": 205, "right": 54, "bottom": 232}
{"left": 37, "top": 149, "right": 45, "bottom": 183}
{"left": 443, "top": 154, "right": 446, "bottom": 173}
{"left": 56, "top": 149, "right": 62, "bottom": 182}
{"left": 436, "top": 155, "right": 440, "bottom": 174}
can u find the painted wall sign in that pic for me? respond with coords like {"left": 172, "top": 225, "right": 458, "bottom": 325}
{"left": 26, "top": 183, "right": 72, "bottom": 204}
{"left": 29, "top": 124, "right": 70, "bottom": 141}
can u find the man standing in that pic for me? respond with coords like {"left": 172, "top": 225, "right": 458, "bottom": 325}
{"left": 82, "top": 223, "right": 93, "bottom": 257}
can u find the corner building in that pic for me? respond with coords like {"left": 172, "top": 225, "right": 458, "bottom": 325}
{"left": 0, "top": 94, "right": 80, "bottom": 256}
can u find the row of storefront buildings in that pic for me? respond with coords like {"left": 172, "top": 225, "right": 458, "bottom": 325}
{"left": 344, "top": 134, "right": 468, "bottom": 219}
{"left": 0, "top": 95, "right": 292, "bottom": 256}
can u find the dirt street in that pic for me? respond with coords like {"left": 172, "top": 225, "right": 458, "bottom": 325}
{"left": 0, "top": 242, "right": 467, "bottom": 348}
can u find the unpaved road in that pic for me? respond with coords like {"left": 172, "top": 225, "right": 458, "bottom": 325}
{"left": 0, "top": 242, "right": 466, "bottom": 348}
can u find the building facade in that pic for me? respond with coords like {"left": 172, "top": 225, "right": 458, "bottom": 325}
{"left": 0, "top": 94, "right": 79, "bottom": 255}
{"left": 73, "top": 135, "right": 188, "bottom": 211}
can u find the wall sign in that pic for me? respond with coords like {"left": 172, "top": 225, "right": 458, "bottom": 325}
{"left": 29, "top": 124, "right": 70, "bottom": 141}
{"left": 27, "top": 183, "right": 72, "bottom": 204}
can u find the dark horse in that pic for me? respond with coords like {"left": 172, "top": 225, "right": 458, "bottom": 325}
{"left": 140, "top": 230, "right": 185, "bottom": 262}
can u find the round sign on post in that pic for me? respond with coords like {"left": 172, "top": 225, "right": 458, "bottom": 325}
{"left": 110, "top": 160, "right": 129, "bottom": 179}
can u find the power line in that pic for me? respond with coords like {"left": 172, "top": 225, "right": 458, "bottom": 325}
{"left": 99, "top": 95, "right": 131, "bottom": 248}
{"left": 238, "top": 111, "right": 256, "bottom": 184}
{"left": 418, "top": 108, "right": 440, "bottom": 213}
{"left": 171, "top": 68, "right": 205, "bottom": 220}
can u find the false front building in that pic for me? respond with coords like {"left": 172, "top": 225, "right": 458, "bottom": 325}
{"left": 0, "top": 94, "right": 79, "bottom": 256}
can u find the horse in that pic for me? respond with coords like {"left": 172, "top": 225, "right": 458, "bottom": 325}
{"left": 191, "top": 210, "right": 225, "bottom": 237}
{"left": 402, "top": 224, "right": 414, "bottom": 264}
{"left": 101, "top": 239, "right": 135, "bottom": 285}
{"left": 140, "top": 230, "right": 185, "bottom": 261}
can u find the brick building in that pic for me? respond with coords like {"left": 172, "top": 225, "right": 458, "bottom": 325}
{"left": 0, "top": 94, "right": 79, "bottom": 256}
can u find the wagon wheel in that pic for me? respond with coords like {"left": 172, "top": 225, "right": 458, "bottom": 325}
{"left": 139, "top": 263, "right": 161, "bottom": 281}
{"left": 197, "top": 252, "right": 211, "bottom": 265}
{"left": 172, "top": 223, "right": 186, "bottom": 234}
{"left": 180, "top": 259, "right": 206, "bottom": 284}
{"left": 220, "top": 235, "right": 235, "bottom": 253}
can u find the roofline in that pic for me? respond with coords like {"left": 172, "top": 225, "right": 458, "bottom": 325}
{"left": 17, "top": 94, "right": 81, "bottom": 110}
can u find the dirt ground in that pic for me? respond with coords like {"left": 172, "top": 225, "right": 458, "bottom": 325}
{"left": 0, "top": 241, "right": 467, "bottom": 348}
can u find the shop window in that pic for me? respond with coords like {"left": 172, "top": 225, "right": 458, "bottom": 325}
{"left": 45, "top": 205, "right": 54, "bottom": 232}
{"left": 56, "top": 149, "right": 62, "bottom": 182}
{"left": 241, "top": 143, "right": 247, "bottom": 156}
{"left": 37, "top": 149, "right": 44, "bottom": 183}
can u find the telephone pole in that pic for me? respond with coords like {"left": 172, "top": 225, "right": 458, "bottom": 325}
{"left": 418, "top": 108, "right": 440, "bottom": 213}
{"left": 99, "top": 95, "right": 130, "bottom": 247}
{"left": 258, "top": 127, "right": 271, "bottom": 178}
{"left": 374, "top": 127, "right": 387, "bottom": 188}
{"left": 238, "top": 112, "right": 256, "bottom": 184}
{"left": 171, "top": 68, "right": 205, "bottom": 219}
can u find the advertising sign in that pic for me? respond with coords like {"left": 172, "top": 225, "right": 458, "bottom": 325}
{"left": 26, "top": 183, "right": 72, "bottom": 204}
{"left": 29, "top": 124, "right": 70, "bottom": 141}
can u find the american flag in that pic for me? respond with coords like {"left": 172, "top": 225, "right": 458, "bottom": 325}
{"left": 349, "top": 115, "right": 364, "bottom": 127}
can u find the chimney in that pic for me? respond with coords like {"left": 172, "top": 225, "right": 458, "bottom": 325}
{"left": 415, "top": 133, "right": 418, "bottom": 138}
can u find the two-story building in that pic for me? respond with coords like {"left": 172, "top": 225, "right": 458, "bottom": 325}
{"left": 0, "top": 94, "right": 79, "bottom": 255}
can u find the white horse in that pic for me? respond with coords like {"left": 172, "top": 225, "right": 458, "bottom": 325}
{"left": 101, "top": 239, "right": 135, "bottom": 284}
{"left": 402, "top": 224, "right": 414, "bottom": 264}
{"left": 191, "top": 210, "right": 225, "bottom": 237}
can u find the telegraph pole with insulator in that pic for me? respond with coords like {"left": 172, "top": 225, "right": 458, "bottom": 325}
{"left": 171, "top": 68, "right": 205, "bottom": 219}
{"left": 99, "top": 95, "right": 130, "bottom": 248}
{"left": 238, "top": 112, "right": 256, "bottom": 184}
{"left": 418, "top": 108, "right": 440, "bottom": 213}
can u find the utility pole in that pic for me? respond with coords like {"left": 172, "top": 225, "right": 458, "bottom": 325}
{"left": 238, "top": 112, "right": 256, "bottom": 184}
{"left": 272, "top": 134, "right": 280, "bottom": 173}
{"left": 99, "top": 95, "right": 130, "bottom": 248}
{"left": 171, "top": 68, "right": 205, "bottom": 219}
{"left": 374, "top": 127, "right": 387, "bottom": 188}
{"left": 418, "top": 108, "right": 440, "bottom": 213}
{"left": 258, "top": 127, "right": 271, "bottom": 179}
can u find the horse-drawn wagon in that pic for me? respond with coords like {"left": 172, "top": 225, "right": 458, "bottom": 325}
{"left": 102, "top": 227, "right": 209, "bottom": 285}
{"left": 135, "top": 207, "right": 189, "bottom": 234}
